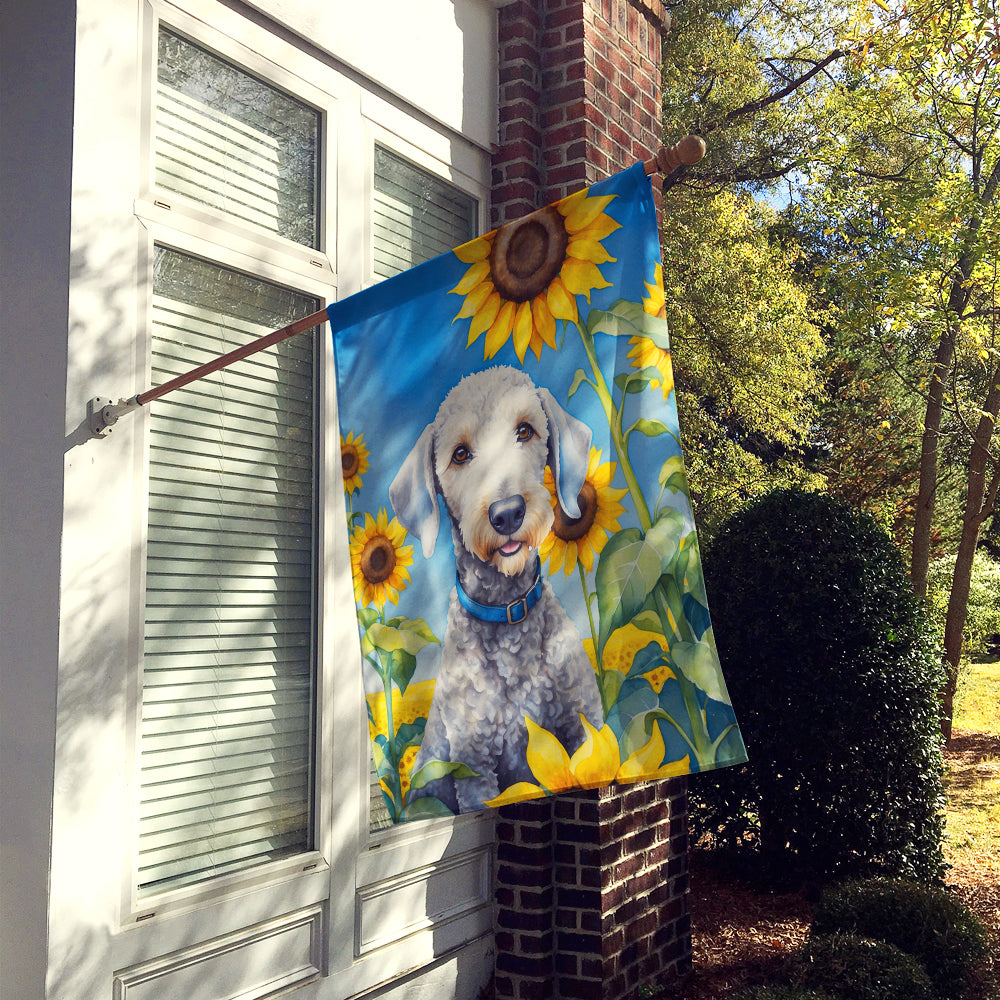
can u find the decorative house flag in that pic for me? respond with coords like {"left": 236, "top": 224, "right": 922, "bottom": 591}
{"left": 330, "top": 162, "right": 748, "bottom": 823}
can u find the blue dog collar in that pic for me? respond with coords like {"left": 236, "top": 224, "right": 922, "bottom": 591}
{"left": 456, "top": 558, "right": 543, "bottom": 625}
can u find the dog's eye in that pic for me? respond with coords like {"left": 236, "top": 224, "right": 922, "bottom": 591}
{"left": 451, "top": 444, "right": 471, "bottom": 465}
{"left": 515, "top": 422, "right": 535, "bottom": 443}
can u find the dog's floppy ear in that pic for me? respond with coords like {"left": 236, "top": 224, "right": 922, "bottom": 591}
{"left": 539, "top": 388, "right": 592, "bottom": 519}
{"left": 389, "top": 425, "right": 440, "bottom": 559}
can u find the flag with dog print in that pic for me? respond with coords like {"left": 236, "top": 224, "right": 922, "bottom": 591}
{"left": 330, "top": 162, "right": 747, "bottom": 823}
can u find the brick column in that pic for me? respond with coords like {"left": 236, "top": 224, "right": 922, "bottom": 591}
{"left": 491, "top": 3, "right": 691, "bottom": 999}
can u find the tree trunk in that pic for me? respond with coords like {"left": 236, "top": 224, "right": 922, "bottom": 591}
{"left": 910, "top": 329, "right": 956, "bottom": 597}
{"left": 941, "top": 376, "right": 1000, "bottom": 741}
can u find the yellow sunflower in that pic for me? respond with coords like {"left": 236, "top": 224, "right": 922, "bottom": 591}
{"left": 484, "top": 714, "right": 690, "bottom": 806}
{"left": 626, "top": 263, "right": 674, "bottom": 400}
{"left": 583, "top": 623, "right": 676, "bottom": 693}
{"left": 450, "top": 186, "right": 621, "bottom": 362}
{"left": 367, "top": 679, "right": 436, "bottom": 795}
{"left": 350, "top": 508, "right": 414, "bottom": 609}
{"left": 341, "top": 430, "right": 369, "bottom": 495}
{"left": 539, "top": 447, "right": 627, "bottom": 575}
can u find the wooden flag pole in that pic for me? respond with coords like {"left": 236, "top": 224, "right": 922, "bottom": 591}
{"left": 88, "top": 135, "right": 705, "bottom": 437}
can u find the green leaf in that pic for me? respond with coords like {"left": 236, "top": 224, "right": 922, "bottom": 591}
{"left": 568, "top": 368, "right": 589, "bottom": 398}
{"left": 629, "top": 417, "right": 669, "bottom": 438}
{"left": 597, "top": 511, "right": 686, "bottom": 660}
{"left": 368, "top": 617, "right": 439, "bottom": 655}
{"left": 601, "top": 669, "right": 625, "bottom": 707}
{"left": 671, "top": 639, "right": 730, "bottom": 705}
{"left": 587, "top": 299, "right": 670, "bottom": 350}
{"left": 388, "top": 649, "right": 417, "bottom": 694}
{"left": 393, "top": 719, "right": 426, "bottom": 756}
{"left": 658, "top": 455, "right": 688, "bottom": 494}
{"left": 409, "top": 759, "right": 480, "bottom": 791}
{"left": 596, "top": 528, "right": 664, "bottom": 661}
{"left": 400, "top": 796, "right": 456, "bottom": 821}
{"left": 614, "top": 366, "right": 662, "bottom": 395}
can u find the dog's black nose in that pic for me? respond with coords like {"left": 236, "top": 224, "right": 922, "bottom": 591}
{"left": 489, "top": 495, "right": 526, "bottom": 536}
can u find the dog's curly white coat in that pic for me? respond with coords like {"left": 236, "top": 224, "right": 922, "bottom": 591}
{"left": 390, "top": 366, "right": 604, "bottom": 812}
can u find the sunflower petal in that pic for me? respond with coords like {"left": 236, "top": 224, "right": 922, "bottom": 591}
{"left": 616, "top": 725, "right": 667, "bottom": 783}
{"left": 532, "top": 295, "right": 558, "bottom": 348}
{"left": 451, "top": 260, "right": 491, "bottom": 296}
{"left": 567, "top": 236, "right": 615, "bottom": 264}
{"left": 484, "top": 781, "right": 547, "bottom": 808}
{"left": 524, "top": 717, "right": 573, "bottom": 791}
{"left": 453, "top": 235, "right": 493, "bottom": 264}
{"left": 561, "top": 258, "right": 612, "bottom": 302}
{"left": 512, "top": 301, "right": 534, "bottom": 363}
{"left": 575, "top": 212, "right": 622, "bottom": 242}
{"left": 454, "top": 281, "right": 494, "bottom": 320}
{"left": 560, "top": 191, "right": 617, "bottom": 233}
{"left": 469, "top": 291, "right": 502, "bottom": 342}
{"left": 544, "top": 276, "right": 579, "bottom": 324}
{"left": 484, "top": 299, "right": 516, "bottom": 358}
{"left": 570, "top": 717, "right": 621, "bottom": 787}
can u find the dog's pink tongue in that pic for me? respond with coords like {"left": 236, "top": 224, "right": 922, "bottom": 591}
{"left": 500, "top": 541, "right": 521, "bottom": 556}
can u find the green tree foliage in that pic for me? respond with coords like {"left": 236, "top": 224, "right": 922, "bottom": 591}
{"left": 662, "top": 190, "right": 825, "bottom": 535}
{"left": 694, "top": 490, "right": 947, "bottom": 883}
{"left": 661, "top": 0, "right": 1000, "bottom": 737}
{"left": 658, "top": 2, "right": 837, "bottom": 535}
{"left": 789, "top": 0, "right": 1000, "bottom": 734}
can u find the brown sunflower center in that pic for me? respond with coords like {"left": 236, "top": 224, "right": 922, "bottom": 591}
{"left": 552, "top": 481, "right": 598, "bottom": 542}
{"left": 342, "top": 445, "right": 360, "bottom": 479}
{"left": 360, "top": 535, "right": 396, "bottom": 584}
{"left": 489, "top": 205, "right": 570, "bottom": 303}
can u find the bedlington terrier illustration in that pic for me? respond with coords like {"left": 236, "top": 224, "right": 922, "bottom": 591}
{"left": 389, "top": 365, "right": 605, "bottom": 812}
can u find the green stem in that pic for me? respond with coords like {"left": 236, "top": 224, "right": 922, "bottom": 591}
{"left": 578, "top": 560, "right": 608, "bottom": 715}
{"left": 674, "top": 670, "right": 718, "bottom": 771}
{"left": 574, "top": 322, "right": 653, "bottom": 531}
{"left": 374, "top": 612, "right": 404, "bottom": 818}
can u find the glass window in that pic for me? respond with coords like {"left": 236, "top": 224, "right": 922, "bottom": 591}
{"left": 138, "top": 247, "right": 318, "bottom": 895}
{"left": 372, "top": 145, "right": 477, "bottom": 279}
{"left": 156, "top": 27, "right": 321, "bottom": 248}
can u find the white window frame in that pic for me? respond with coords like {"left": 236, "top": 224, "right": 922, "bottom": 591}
{"left": 110, "top": 0, "right": 496, "bottom": 992}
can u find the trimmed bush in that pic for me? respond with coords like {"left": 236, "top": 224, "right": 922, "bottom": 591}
{"left": 692, "top": 489, "right": 947, "bottom": 882}
{"left": 812, "top": 878, "right": 988, "bottom": 998}
{"left": 791, "top": 933, "right": 934, "bottom": 1000}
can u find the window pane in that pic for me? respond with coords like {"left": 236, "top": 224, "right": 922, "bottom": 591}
{"left": 156, "top": 28, "right": 320, "bottom": 248}
{"left": 139, "top": 247, "right": 318, "bottom": 895}
{"left": 372, "top": 146, "right": 477, "bottom": 278}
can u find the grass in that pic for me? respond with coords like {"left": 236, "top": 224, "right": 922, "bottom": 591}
{"left": 942, "top": 658, "right": 1000, "bottom": 1000}
{"left": 945, "top": 659, "right": 1000, "bottom": 869}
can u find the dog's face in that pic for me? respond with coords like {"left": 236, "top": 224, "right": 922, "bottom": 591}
{"left": 389, "top": 365, "right": 592, "bottom": 576}
{"left": 433, "top": 379, "right": 553, "bottom": 577}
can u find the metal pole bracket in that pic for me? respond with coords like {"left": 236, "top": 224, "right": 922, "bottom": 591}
{"left": 88, "top": 396, "right": 140, "bottom": 438}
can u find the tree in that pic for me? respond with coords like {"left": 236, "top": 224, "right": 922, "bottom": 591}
{"left": 658, "top": 1, "right": 849, "bottom": 535}
{"left": 804, "top": 0, "right": 1000, "bottom": 736}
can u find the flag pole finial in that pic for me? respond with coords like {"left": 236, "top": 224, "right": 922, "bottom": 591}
{"left": 643, "top": 135, "right": 706, "bottom": 176}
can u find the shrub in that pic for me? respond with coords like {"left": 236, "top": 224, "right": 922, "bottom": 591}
{"left": 811, "top": 878, "right": 988, "bottom": 998}
{"left": 692, "top": 489, "right": 946, "bottom": 882}
{"left": 791, "top": 933, "right": 934, "bottom": 1000}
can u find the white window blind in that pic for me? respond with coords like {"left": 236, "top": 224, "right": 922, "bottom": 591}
{"left": 372, "top": 145, "right": 477, "bottom": 279}
{"left": 156, "top": 27, "right": 320, "bottom": 248}
{"left": 138, "top": 248, "right": 319, "bottom": 896}
{"left": 368, "top": 149, "right": 477, "bottom": 830}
